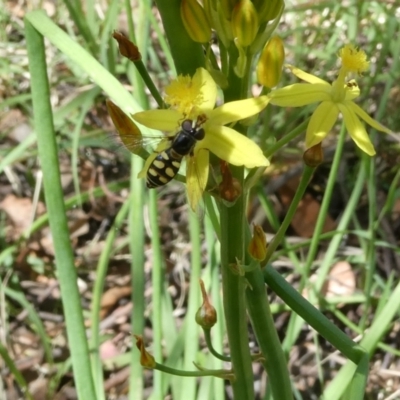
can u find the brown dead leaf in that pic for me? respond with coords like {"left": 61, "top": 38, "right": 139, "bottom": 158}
{"left": 0, "top": 194, "right": 45, "bottom": 238}
{"left": 101, "top": 286, "right": 132, "bottom": 309}
{"left": 278, "top": 178, "right": 336, "bottom": 238}
{"left": 99, "top": 286, "right": 132, "bottom": 320}
{"left": 323, "top": 261, "right": 356, "bottom": 298}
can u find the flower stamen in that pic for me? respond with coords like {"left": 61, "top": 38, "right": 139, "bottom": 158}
{"left": 165, "top": 75, "right": 204, "bottom": 116}
{"left": 339, "top": 44, "right": 369, "bottom": 74}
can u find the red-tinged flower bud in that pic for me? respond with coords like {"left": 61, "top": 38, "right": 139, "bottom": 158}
{"left": 253, "top": 0, "right": 284, "bottom": 23}
{"left": 219, "top": 161, "right": 242, "bottom": 204}
{"left": 106, "top": 100, "right": 143, "bottom": 155}
{"left": 248, "top": 224, "right": 267, "bottom": 261}
{"left": 195, "top": 280, "right": 217, "bottom": 329}
{"left": 303, "top": 143, "right": 323, "bottom": 167}
{"left": 231, "top": 0, "right": 259, "bottom": 47}
{"left": 134, "top": 335, "right": 156, "bottom": 368}
{"left": 181, "top": 0, "right": 212, "bottom": 43}
{"left": 112, "top": 31, "right": 141, "bottom": 61}
{"left": 257, "top": 36, "right": 285, "bottom": 89}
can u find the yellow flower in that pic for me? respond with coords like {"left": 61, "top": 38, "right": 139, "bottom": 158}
{"left": 133, "top": 68, "right": 270, "bottom": 210}
{"left": 268, "top": 44, "right": 391, "bottom": 156}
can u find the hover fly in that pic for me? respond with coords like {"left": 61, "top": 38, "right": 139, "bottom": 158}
{"left": 107, "top": 100, "right": 207, "bottom": 189}
{"left": 146, "top": 119, "right": 205, "bottom": 188}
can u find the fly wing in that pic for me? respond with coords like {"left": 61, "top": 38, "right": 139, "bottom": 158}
{"left": 107, "top": 100, "right": 173, "bottom": 159}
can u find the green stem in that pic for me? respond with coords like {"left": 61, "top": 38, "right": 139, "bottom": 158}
{"left": 359, "top": 155, "right": 376, "bottom": 331}
{"left": 148, "top": 190, "right": 164, "bottom": 397}
{"left": 89, "top": 200, "right": 130, "bottom": 400}
{"left": 154, "top": 0, "right": 204, "bottom": 75}
{"left": 264, "top": 165, "right": 315, "bottom": 263}
{"left": 263, "top": 267, "right": 365, "bottom": 364}
{"left": 203, "top": 330, "right": 231, "bottom": 362}
{"left": 245, "top": 267, "right": 293, "bottom": 400}
{"left": 24, "top": 18, "right": 97, "bottom": 400}
{"left": 217, "top": 43, "right": 256, "bottom": 399}
{"left": 220, "top": 186, "right": 254, "bottom": 398}
{"left": 282, "top": 127, "right": 346, "bottom": 353}
{"left": 264, "top": 119, "right": 309, "bottom": 158}
{"left": 301, "top": 125, "right": 347, "bottom": 285}
{"left": 181, "top": 211, "right": 202, "bottom": 399}
{"left": 129, "top": 157, "right": 146, "bottom": 400}
{"left": 133, "top": 59, "right": 165, "bottom": 108}
{"left": 155, "top": 363, "right": 234, "bottom": 380}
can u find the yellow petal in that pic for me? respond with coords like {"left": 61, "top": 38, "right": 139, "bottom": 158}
{"left": 193, "top": 68, "right": 217, "bottom": 112}
{"left": 348, "top": 102, "right": 391, "bottom": 134}
{"left": 269, "top": 83, "right": 331, "bottom": 107}
{"left": 286, "top": 65, "right": 328, "bottom": 85}
{"left": 305, "top": 101, "right": 339, "bottom": 148}
{"left": 187, "top": 149, "right": 209, "bottom": 211}
{"left": 133, "top": 109, "right": 182, "bottom": 131}
{"left": 199, "top": 125, "right": 269, "bottom": 168}
{"left": 338, "top": 103, "right": 376, "bottom": 156}
{"left": 343, "top": 80, "right": 360, "bottom": 101}
{"left": 208, "top": 96, "right": 270, "bottom": 126}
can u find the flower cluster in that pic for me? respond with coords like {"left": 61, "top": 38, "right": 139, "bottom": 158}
{"left": 112, "top": 44, "right": 389, "bottom": 210}
{"left": 133, "top": 68, "right": 269, "bottom": 210}
{"left": 265, "top": 44, "right": 390, "bottom": 155}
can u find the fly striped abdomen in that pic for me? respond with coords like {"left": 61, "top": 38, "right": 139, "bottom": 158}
{"left": 146, "top": 119, "right": 205, "bottom": 188}
{"left": 146, "top": 148, "right": 182, "bottom": 188}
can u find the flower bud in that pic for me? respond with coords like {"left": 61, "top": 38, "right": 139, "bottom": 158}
{"left": 303, "top": 143, "right": 323, "bottom": 167}
{"left": 203, "top": 0, "right": 215, "bottom": 29}
{"left": 231, "top": 0, "right": 259, "bottom": 47}
{"left": 112, "top": 31, "right": 141, "bottom": 61}
{"left": 248, "top": 224, "right": 267, "bottom": 261}
{"left": 181, "top": 0, "right": 212, "bottom": 43}
{"left": 219, "top": 161, "right": 242, "bottom": 205}
{"left": 253, "top": 0, "right": 284, "bottom": 23}
{"left": 195, "top": 280, "right": 217, "bottom": 329}
{"left": 214, "top": 2, "right": 234, "bottom": 47}
{"left": 220, "top": 0, "right": 237, "bottom": 20}
{"left": 106, "top": 100, "right": 143, "bottom": 155}
{"left": 257, "top": 36, "right": 285, "bottom": 88}
{"left": 134, "top": 335, "right": 156, "bottom": 368}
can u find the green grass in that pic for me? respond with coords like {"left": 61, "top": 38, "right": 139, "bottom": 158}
{"left": 1, "top": 1, "right": 399, "bottom": 399}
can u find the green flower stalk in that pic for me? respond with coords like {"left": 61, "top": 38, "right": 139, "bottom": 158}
{"left": 268, "top": 44, "right": 391, "bottom": 155}
{"left": 133, "top": 68, "right": 270, "bottom": 209}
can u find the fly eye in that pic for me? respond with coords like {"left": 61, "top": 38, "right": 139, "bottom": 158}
{"left": 181, "top": 119, "right": 193, "bottom": 132}
{"left": 194, "top": 128, "right": 205, "bottom": 140}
